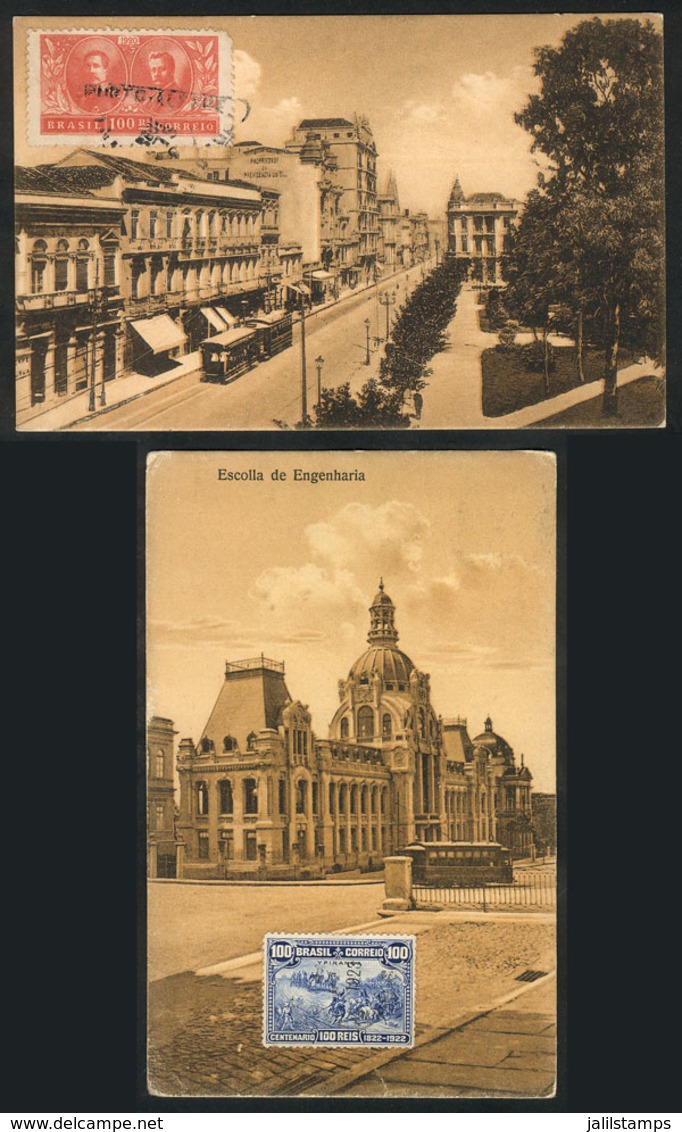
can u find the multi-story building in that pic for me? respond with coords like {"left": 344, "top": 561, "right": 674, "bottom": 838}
{"left": 147, "top": 716, "right": 178, "bottom": 878}
{"left": 428, "top": 217, "right": 447, "bottom": 265}
{"left": 15, "top": 149, "right": 283, "bottom": 420}
{"left": 530, "top": 793, "right": 556, "bottom": 857}
{"left": 227, "top": 141, "right": 342, "bottom": 304}
{"left": 286, "top": 116, "right": 379, "bottom": 287}
{"left": 409, "top": 210, "right": 430, "bottom": 264}
{"left": 15, "top": 165, "right": 126, "bottom": 424}
{"left": 446, "top": 175, "right": 519, "bottom": 284}
{"left": 172, "top": 582, "right": 536, "bottom": 879}
{"left": 377, "top": 171, "right": 400, "bottom": 275}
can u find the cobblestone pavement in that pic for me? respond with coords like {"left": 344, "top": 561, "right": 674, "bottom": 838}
{"left": 148, "top": 917, "right": 555, "bottom": 1097}
{"left": 334, "top": 976, "right": 556, "bottom": 1099}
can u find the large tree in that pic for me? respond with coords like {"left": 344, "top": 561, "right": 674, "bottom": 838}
{"left": 515, "top": 17, "right": 664, "bottom": 414}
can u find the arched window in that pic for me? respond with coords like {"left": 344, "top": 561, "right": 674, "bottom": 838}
{"left": 55, "top": 239, "right": 69, "bottom": 292}
{"left": 329, "top": 782, "right": 335, "bottom": 814}
{"left": 155, "top": 750, "right": 164, "bottom": 778}
{"left": 76, "top": 239, "right": 90, "bottom": 292}
{"left": 339, "top": 784, "right": 347, "bottom": 814}
{"left": 419, "top": 708, "right": 426, "bottom": 738}
{"left": 295, "top": 779, "right": 307, "bottom": 814}
{"left": 219, "top": 780, "right": 233, "bottom": 815}
{"left": 223, "top": 735, "right": 235, "bottom": 752}
{"left": 244, "top": 778, "right": 258, "bottom": 814}
{"left": 31, "top": 240, "right": 47, "bottom": 294}
{"left": 350, "top": 785, "right": 358, "bottom": 813}
{"left": 200, "top": 737, "right": 212, "bottom": 754}
{"left": 340, "top": 716, "right": 349, "bottom": 739}
{"left": 196, "top": 782, "right": 208, "bottom": 815}
{"left": 382, "top": 713, "right": 392, "bottom": 739}
{"left": 246, "top": 731, "right": 257, "bottom": 751}
{"left": 357, "top": 706, "right": 373, "bottom": 739}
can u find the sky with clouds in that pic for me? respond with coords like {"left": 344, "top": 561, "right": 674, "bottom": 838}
{"left": 147, "top": 450, "right": 557, "bottom": 791}
{"left": 225, "top": 13, "right": 651, "bottom": 215}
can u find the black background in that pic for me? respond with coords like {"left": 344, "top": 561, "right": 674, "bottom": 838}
{"left": 2, "top": 0, "right": 679, "bottom": 1114}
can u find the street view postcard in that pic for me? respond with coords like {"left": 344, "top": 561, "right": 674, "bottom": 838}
{"left": 146, "top": 450, "right": 557, "bottom": 1097}
{"left": 15, "top": 14, "right": 664, "bottom": 432}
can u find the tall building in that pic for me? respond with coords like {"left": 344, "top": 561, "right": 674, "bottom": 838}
{"left": 15, "top": 166, "right": 126, "bottom": 424}
{"left": 172, "top": 582, "right": 535, "bottom": 879}
{"left": 530, "top": 793, "right": 556, "bottom": 856}
{"left": 15, "top": 149, "right": 282, "bottom": 421}
{"left": 446, "top": 175, "right": 519, "bottom": 284}
{"left": 227, "top": 141, "right": 342, "bottom": 304}
{"left": 377, "top": 171, "right": 400, "bottom": 274}
{"left": 147, "top": 716, "right": 178, "bottom": 878}
{"left": 286, "top": 116, "right": 379, "bottom": 287}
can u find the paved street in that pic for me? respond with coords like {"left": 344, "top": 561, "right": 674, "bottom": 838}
{"left": 149, "top": 880, "right": 387, "bottom": 981}
{"left": 335, "top": 973, "right": 556, "bottom": 1099}
{"left": 148, "top": 881, "right": 555, "bottom": 1098}
{"left": 69, "top": 265, "right": 427, "bottom": 432}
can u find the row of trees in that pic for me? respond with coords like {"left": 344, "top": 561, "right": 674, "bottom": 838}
{"left": 312, "top": 259, "right": 465, "bottom": 428}
{"left": 503, "top": 17, "right": 664, "bottom": 415}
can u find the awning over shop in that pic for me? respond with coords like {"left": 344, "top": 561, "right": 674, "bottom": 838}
{"left": 310, "top": 270, "right": 335, "bottom": 280}
{"left": 283, "top": 282, "right": 311, "bottom": 296}
{"left": 130, "top": 314, "right": 187, "bottom": 355}
{"left": 215, "top": 306, "right": 238, "bottom": 329}
{"left": 200, "top": 307, "right": 227, "bottom": 333}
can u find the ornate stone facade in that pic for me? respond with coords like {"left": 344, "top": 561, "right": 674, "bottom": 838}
{"left": 169, "top": 583, "right": 536, "bottom": 878}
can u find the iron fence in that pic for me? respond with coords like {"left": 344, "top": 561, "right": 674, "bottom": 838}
{"left": 413, "top": 873, "right": 555, "bottom": 908}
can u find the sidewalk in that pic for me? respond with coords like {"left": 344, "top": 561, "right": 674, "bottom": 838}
{"left": 332, "top": 973, "right": 556, "bottom": 1099}
{"left": 148, "top": 907, "right": 555, "bottom": 1098}
{"left": 417, "top": 284, "right": 663, "bottom": 430}
{"left": 18, "top": 266, "right": 416, "bottom": 433}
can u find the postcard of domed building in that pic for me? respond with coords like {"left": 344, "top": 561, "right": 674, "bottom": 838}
{"left": 146, "top": 449, "right": 558, "bottom": 1098}
{"left": 15, "top": 14, "right": 663, "bottom": 433}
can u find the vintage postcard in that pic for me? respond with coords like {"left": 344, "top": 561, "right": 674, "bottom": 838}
{"left": 15, "top": 14, "right": 663, "bottom": 432}
{"left": 146, "top": 450, "right": 557, "bottom": 1098}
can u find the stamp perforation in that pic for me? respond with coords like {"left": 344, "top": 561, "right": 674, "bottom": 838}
{"left": 263, "top": 932, "right": 416, "bottom": 1050}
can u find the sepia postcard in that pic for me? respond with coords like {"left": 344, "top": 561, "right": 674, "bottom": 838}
{"left": 14, "top": 14, "right": 664, "bottom": 433}
{"left": 146, "top": 449, "right": 558, "bottom": 1098}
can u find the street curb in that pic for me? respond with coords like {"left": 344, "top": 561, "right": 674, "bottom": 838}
{"left": 149, "top": 876, "right": 384, "bottom": 887}
{"left": 194, "top": 917, "right": 393, "bottom": 978}
{"left": 298, "top": 970, "right": 556, "bottom": 1097}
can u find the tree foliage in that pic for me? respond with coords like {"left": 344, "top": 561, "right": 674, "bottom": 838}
{"left": 512, "top": 17, "right": 664, "bottom": 413}
{"left": 313, "top": 379, "right": 411, "bottom": 429}
{"left": 312, "top": 259, "right": 465, "bottom": 428}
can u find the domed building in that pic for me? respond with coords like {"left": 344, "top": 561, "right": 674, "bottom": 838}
{"left": 164, "top": 582, "right": 536, "bottom": 878}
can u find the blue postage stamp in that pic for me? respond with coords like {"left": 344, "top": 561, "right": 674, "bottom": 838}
{"left": 263, "top": 933, "right": 415, "bottom": 1048}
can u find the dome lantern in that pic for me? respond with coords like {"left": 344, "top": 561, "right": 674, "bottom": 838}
{"left": 367, "top": 578, "right": 399, "bottom": 646}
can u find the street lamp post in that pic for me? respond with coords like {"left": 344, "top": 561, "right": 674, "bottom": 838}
{"left": 87, "top": 260, "right": 108, "bottom": 412}
{"left": 364, "top": 318, "right": 371, "bottom": 365}
{"left": 300, "top": 295, "right": 308, "bottom": 426}
{"left": 315, "top": 355, "right": 324, "bottom": 404}
{"left": 378, "top": 290, "right": 396, "bottom": 342}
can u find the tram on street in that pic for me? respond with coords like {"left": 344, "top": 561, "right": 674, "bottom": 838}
{"left": 200, "top": 311, "right": 293, "bottom": 384}
{"left": 400, "top": 841, "right": 513, "bottom": 886}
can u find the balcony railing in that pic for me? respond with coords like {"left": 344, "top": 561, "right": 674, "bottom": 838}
{"left": 126, "top": 235, "right": 260, "bottom": 256}
{"left": 17, "top": 285, "right": 120, "bottom": 311}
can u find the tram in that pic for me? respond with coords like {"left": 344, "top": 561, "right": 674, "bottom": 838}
{"left": 400, "top": 841, "right": 513, "bottom": 886}
{"left": 200, "top": 311, "right": 293, "bottom": 383}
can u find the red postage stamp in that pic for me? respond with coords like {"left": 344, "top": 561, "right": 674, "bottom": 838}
{"left": 26, "top": 28, "right": 233, "bottom": 145}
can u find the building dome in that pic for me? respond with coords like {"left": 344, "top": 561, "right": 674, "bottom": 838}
{"left": 347, "top": 580, "right": 415, "bottom": 687}
{"left": 349, "top": 645, "right": 415, "bottom": 685}
{"left": 471, "top": 716, "right": 514, "bottom": 762}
